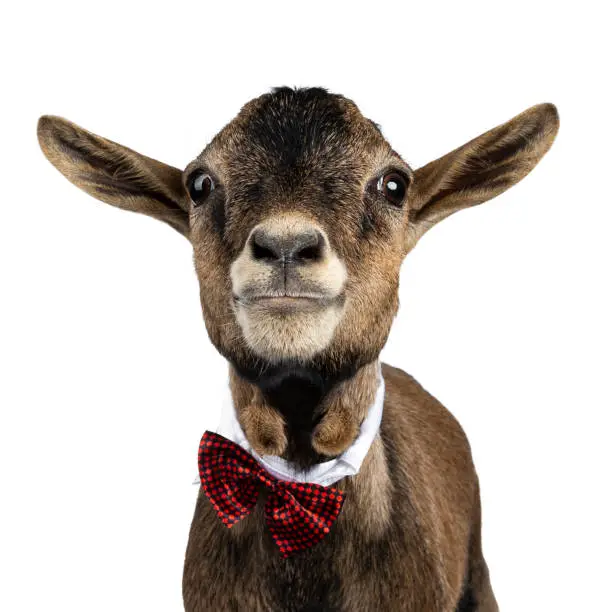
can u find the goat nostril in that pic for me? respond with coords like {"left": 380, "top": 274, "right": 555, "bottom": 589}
{"left": 252, "top": 240, "right": 278, "bottom": 261}
{"left": 294, "top": 232, "right": 324, "bottom": 262}
{"left": 250, "top": 228, "right": 283, "bottom": 261}
{"left": 297, "top": 246, "right": 319, "bottom": 260}
{"left": 295, "top": 241, "right": 322, "bottom": 262}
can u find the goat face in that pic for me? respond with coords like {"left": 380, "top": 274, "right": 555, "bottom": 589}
{"left": 188, "top": 88, "right": 410, "bottom": 372}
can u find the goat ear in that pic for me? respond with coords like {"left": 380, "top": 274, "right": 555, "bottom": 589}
{"left": 37, "top": 116, "right": 190, "bottom": 237}
{"left": 410, "top": 103, "right": 559, "bottom": 237}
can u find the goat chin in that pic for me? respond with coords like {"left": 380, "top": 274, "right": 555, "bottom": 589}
{"left": 233, "top": 299, "right": 345, "bottom": 363}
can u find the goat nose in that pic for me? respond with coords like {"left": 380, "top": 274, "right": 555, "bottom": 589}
{"left": 250, "top": 227, "right": 325, "bottom": 263}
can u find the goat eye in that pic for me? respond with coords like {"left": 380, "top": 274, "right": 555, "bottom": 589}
{"left": 377, "top": 172, "right": 408, "bottom": 206}
{"left": 187, "top": 171, "right": 214, "bottom": 205}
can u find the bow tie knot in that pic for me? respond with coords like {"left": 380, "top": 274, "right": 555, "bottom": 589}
{"left": 198, "top": 431, "right": 345, "bottom": 557}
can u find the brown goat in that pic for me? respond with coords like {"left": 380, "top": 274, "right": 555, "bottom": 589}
{"left": 37, "top": 87, "right": 559, "bottom": 611}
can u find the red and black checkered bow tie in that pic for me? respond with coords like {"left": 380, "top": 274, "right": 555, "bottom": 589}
{"left": 198, "top": 431, "right": 345, "bottom": 557}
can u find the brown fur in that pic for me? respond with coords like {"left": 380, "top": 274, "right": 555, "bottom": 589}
{"left": 37, "top": 87, "right": 559, "bottom": 610}
{"left": 229, "top": 368, "right": 289, "bottom": 456}
{"left": 311, "top": 360, "right": 379, "bottom": 456}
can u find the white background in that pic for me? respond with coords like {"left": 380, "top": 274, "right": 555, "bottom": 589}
{"left": 1, "top": 1, "right": 610, "bottom": 610}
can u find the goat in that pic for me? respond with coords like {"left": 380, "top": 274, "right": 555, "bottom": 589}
{"left": 37, "top": 87, "right": 558, "bottom": 611}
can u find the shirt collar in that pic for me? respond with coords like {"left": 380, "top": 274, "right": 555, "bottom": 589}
{"left": 196, "top": 362, "right": 385, "bottom": 487}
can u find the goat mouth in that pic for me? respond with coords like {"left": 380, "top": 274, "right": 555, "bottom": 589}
{"left": 233, "top": 294, "right": 339, "bottom": 312}
{"left": 231, "top": 291, "right": 347, "bottom": 361}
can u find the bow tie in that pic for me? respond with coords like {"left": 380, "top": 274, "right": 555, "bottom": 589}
{"left": 198, "top": 431, "right": 345, "bottom": 557}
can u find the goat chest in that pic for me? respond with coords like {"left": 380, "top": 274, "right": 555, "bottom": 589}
{"left": 183, "top": 480, "right": 449, "bottom": 612}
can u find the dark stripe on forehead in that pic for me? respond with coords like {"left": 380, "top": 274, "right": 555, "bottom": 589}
{"left": 240, "top": 87, "right": 351, "bottom": 176}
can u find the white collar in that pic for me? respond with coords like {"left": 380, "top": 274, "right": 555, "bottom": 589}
{"left": 194, "top": 362, "right": 385, "bottom": 487}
